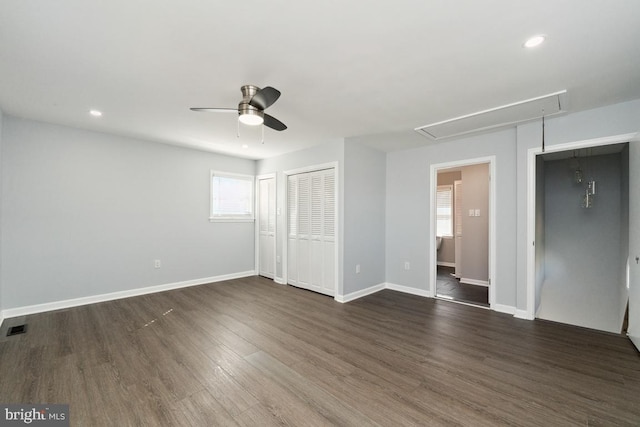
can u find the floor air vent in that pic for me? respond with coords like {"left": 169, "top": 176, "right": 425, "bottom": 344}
{"left": 415, "top": 90, "right": 567, "bottom": 141}
{"left": 7, "top": 324, "right": 27, "bottom": 336}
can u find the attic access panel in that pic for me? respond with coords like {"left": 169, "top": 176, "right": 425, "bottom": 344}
{"left": 415, "top": 90, "right": 567, "bottom": 140}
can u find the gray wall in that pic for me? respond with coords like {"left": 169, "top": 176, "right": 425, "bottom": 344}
{"left": 436, "top": 171, "right": 460, "bottom": 265}
{"left": 1, "top": 116, "right": 256, "bottom": 309}
{"left": 343, "top": 141, "right": 386, "bottom": 294}
{"left": 460, "top": 163, "right": 489, "bottom": 283}
{"left": 537, "top": 154, "right": 625, "bottom": 333}
{"left": 385, "top": 129, "right": 517, "bottom": 306}
{"left": 256, "top": 140, "right": 345, "bottom": 293}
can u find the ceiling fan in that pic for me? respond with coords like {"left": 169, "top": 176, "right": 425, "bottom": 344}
{"left": 190, "top": 85, "right": 287, "bottom": 131}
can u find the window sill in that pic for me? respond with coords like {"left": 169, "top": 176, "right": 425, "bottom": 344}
{"left": 209, "top": 217, "right": 255, "bottom": 223}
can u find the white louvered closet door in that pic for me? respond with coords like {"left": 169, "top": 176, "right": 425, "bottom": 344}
{"left": 287, "top": 168, "right": 335, "bottom": 296}
{"left": 258, "top": 177, "right": 276, "bottom": 278}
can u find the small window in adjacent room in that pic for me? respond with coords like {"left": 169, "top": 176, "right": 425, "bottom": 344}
{"left": 436, "top": 185, "right": 453, "bottom": 237}
{"left": 210, "top": 171, "right": 254, "bottom": 222}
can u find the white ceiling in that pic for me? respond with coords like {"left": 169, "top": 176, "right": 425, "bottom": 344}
{"left": 1, "top": 1, "right": 639, "bottom": 160}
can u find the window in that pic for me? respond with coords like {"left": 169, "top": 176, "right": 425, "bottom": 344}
{"left": 436, "top": 185, "right": 453, "bottom": 237}
{"left": 210, "top": 171, "right": 254, "bottom": 222}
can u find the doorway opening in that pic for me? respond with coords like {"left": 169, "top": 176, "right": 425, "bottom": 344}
{"left": 526, "top": 134, "right": 635, "bottom": 333}
{"left": 430, "top": 157, "right": 496, "bottom": 309}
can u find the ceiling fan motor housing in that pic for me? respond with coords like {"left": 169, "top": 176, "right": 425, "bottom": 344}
{"left": 238, "top": 85, "right": 264, "bottom": 122}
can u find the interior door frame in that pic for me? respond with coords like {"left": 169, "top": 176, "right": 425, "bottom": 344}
{"left": 283, "top": 161, "right": 340, "bottom": 299}
{"left": 255, "top": 173, "right": 277, "bottom": 278}
{"left": 525, "top": 132, "right": 639, "bottom": 320}
{"left": 429, "top": 156, "right": 496, "bottom": 308}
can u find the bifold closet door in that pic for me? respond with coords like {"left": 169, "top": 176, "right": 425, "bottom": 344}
{"left": 258, "top": 177, "right": 276, "bottom": 279}
{"left": 287, "top": 169, "right": 335, "bottom": 296}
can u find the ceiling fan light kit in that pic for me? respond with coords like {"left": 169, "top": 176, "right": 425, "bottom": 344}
{"left": 238, "top": 106, "right": 264, "bottom": 125}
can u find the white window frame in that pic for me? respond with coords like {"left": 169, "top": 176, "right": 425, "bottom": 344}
{"left": 209, "top": 170, "right": 255, "bottom": 222}
{"left": 436, "top": 184, "right": 454, "bottom": 237}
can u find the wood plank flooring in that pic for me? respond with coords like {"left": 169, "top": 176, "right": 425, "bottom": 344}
{"left": 1, "top": 276, "right": 639, "bottom": 426}
{"left": 436, "top": 266, "right": 489, "bottom": 307}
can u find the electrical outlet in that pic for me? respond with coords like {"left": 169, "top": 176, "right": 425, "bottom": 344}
{"left": 154, "top": 259, "right": 161, "bottom": 268}
{"left": 276, "top": 255, "right": 281, "bottom": 263}
{"left": 356, "top": 264, "right": 361, "bottom": 274}
{"left": 404, "top": 261, "right": 410, "bottom": 270}
{"left": 475, "top": 209, "right": 481, "bottom": 216}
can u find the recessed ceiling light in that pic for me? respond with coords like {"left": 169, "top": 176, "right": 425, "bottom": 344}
{"left": 524, "top": 35, "right": 545, "bottom": 48}
{"left": 89, "top": 110, "right": 103, "bottom": 117}
{"left": 242, "top": 144, "right": 249, "bottom": 149}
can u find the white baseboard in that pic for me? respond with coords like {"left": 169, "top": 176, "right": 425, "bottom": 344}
{"left": 0, "top": 311, "right": 4, "bottom": 329}
{"left": 514, "top": 309, "right": 534, "bottom": 320}
{"left": 385, "top": 283, "right": 431, "bottom": 298}
{"left": 336, "top": 283, "right": 386, "bottom": 303}
{"left": 437, "top": 262, "right": 456, "bottom": 267}
{"left": 628, "top": 332, "right": 640, "bottom": 353}
{"left": 459, "top": 278, "right": 489, "bottom": 287}
{"left": 336, "top": 282, "right": 431, "bottom": 303}
{"left": 274, "top": 277, "right": 286, "bottom": 285}
{"left": 1, "top": 270, "right": 256, "bottom": 320}
{"left": 493, "top": 304, "right": 516, "bottom": 315}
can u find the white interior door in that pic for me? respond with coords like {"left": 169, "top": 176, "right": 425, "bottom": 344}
{"left": 287, "top": 168, "right": 335, "bottom": 296}
{"left": 258, "top": 177, "right": 276, "bottom": 279}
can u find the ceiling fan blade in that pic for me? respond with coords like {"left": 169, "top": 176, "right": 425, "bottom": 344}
{"left": 190, "top": 107, "right": 237, "bottom": 113}
{"left": 249, "top": 86, "right": 281, "bottom": 110}
{"left": 264, "top": 114, "right": 287, "bottom": 131}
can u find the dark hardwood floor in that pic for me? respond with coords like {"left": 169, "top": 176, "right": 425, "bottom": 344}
{"left": 436, "top": 266, "right": 489, "bottom": 307}
{"left": 1, "top": 276, "right": 639, "bottom": 426}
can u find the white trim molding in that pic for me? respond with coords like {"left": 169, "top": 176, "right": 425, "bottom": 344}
{"left": 336, "top": 283, "right": 386, "bottom": 303}
{"left": 1, "top": 271, "right": 255, "bottom": 320}
{"left": 337, "top": 282, "right": 525, "bottom": 321}
{"left": 336, "top": 282, "right": 430, "bottom": 303}
{"left": 385, "top": 283, "right": 431, "bottom": 298}
{"left": 459, "top": 278, "right": 489, "bottom": 287}
{"left": 493, "top": 304, "right": 517, "bottom": 315}
{"left": 437, "top": 261, "right": 456, "bottom": 268}
{"left": 514, "top": 309, "right": 534, "bottom": 320}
